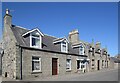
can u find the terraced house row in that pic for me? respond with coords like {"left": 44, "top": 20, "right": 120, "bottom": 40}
{"left": 1, "top": 9, "right": 110, "bottom": 80}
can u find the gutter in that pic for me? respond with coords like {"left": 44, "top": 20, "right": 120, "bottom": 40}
{"left": 16, "top": 44, "right": 87, "bottom": 57}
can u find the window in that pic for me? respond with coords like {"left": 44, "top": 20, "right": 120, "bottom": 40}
{"left": 66, "top": 59, "right": 71, "bottom": 70}
{"left": 102, "top": 60, "right": 104, "bottom": 66}
{"left": 92, "top": 64, "right": 94, "bottom": 66}
{"left": 92, "top": 59, "right": 94, "bottom": 66}
{"left": 105, "top": 60, "right": 106, "bottom": 67}
{"left": 107, "top": 61, "right": 108, "bottom": 68}
{"left": 77, "top": 60, "right": 86, "bottom": 70}
{"left": 92, "top": 59, "right": 94, "bottom": 61}
{"left": 32, "top": 56, "right": 41, "bottom": 72}
{"left": 30, "top": 32, "right": 42, "bottom": 49}
{"left": 32, "top": 36, "right": 40, "bottom": 47}
{"left": 81, "top": 61, "right": 86, "bottom": 69}
{"left": 89, "top": 46, "right": 93, "bottom": 51}
{"left": 103, "top": 51, "right": 107, "bottom": 55}
{"left": 77, "top": 60, "right": 80, "bottom": 69}
{"left": 81, "top": 64, "right": 85, "bottom": 69}
{"left": 61, "top": 41, "right": 68, "bottom": 53}
{"left": 98, "top": 49, "right": 101, "bottom": 53}
{"left": 79, "top": 45, "right": 84, "bottom": 55}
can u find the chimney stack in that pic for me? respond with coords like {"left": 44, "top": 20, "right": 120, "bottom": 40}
{"left": 68, "top": 29, "right": 79, "bottom": 44}
{"left": 4, "top": 9, "right": 12, "bottom": 33}
{"left": 4, "top": 9, "right": 12, "bottom": 26}
{"left": 95, "top": 42, "right": 101, "bottom": 48}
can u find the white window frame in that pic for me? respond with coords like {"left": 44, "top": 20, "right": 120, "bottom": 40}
{"left": 66, "top": 59, "right": 71, "bottom": 70}
{"left": 61, "top": 41, "right": 68, "bottom": 53}
{"left": 98, "top": 49, "right": 101, "bottom": 53}
{"left": 77, "top": 59, "right": 86, "bottom": 70}
{"left": 79, "top": 45, "right": 84, "bottom": 55}
{"left": 81, "top": 61, "right": 86, "bottom": 69}
{"left": 90, "top": 47, "right": 93, "bottom": 51}
{"left": 32, "top": 56, "right": 41, "bottom": 72}
{"left": 30, "top": 33, "right": 42, "bottom": 49}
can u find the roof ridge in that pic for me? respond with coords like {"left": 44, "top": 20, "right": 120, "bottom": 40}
{"left": 44, "top": 34, "right": 58, "bottom": 39}
{"left": 12, "top": 24, "right": 30, "bottom": 30}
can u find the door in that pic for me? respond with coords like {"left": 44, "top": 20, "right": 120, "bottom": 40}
{"left": 52, "top": 58, "right": 58, "bottom": 75}
{"left": 107, "top": 61, "right": 108, "bottom": 68}
{"left": 97, "top": 60, "right": 100, "bottom": 70}
{"left": 77, "top": 60, "right": 80, "bottom": 69}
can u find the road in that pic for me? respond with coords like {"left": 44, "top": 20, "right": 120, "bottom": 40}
{"left": 1, "top": 68, "right": 119, "bottom": 81}
{"left": 33, "top": 68, "right": 118, "bottom": 81}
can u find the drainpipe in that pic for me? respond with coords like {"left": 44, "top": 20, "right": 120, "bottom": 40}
{"left": 19, "top": 46, "right": 22, "bottom": 80}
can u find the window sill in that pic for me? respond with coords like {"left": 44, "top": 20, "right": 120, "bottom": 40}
{"left": 32, "top": 71, "right": 42, "bottom": 74}
{"left": 61, "top": 51, "right": 68, "bottom": 53}
{"left": 66, "top": 69, "right": 72, "bottom": 72}
{"left": 30, "top": 46, "right": 41, "bottom": 49}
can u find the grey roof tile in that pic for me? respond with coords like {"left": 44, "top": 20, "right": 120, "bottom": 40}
{"left": 11, "top": 25, "right": 80, "bottom": 55}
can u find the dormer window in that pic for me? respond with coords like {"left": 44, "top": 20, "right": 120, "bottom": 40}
{"left": 90, "top": 47, "right": 92, "bottom": 51}
{"left": 103, "top": 51, "right": 107, "bottom": 55}
{"left": 31, "top": 33, "right": 41, "bottom": 48}
{"left": 22, "top": 28, "right": 44, "bottom": 49}
{"left": 53, "top": 37, "right": 69, "bottom": 53}
{"left": 61, "top": 41, "right": 68, "bottom": 53}
{"left": 72, "top": 43, "right": 85, "bottom": 55}
{"left": 89, "top": 46, "right": 93, "bottom": 52}
{"left": 79, "top": 44, "right": 84, "bottom": 55}
{"left": 98, "top": 49, "right": 101, "bottom": 53}
{"left": 95, "top": 49, "right": 101, "bottom": 54}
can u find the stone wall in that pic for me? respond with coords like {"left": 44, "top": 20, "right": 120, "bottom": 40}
{"left": 2, "top": 29, "right": 17, "bottom": 79}
{"left": 94, "top": 53, "right": 102, "bottom": 71}
{"left": 21, "top": 48, "right": 85, "bottom": 80}
{"left": 88, "top": 50, "right": 97, "bottom": 72}
{"left": 2, "top": 14, "right": 17, "bottom": 79}
{"left": 87, "top": 49, "right": 109, "bottom": 72}
{"left": 109, "top": 58, "right": 119, "bottom": 69}
{"left": 0, "top": 42, "right": 2, "bottom": 75}
{"left": 0, "top": 54, "right": 1, "bottom": 75}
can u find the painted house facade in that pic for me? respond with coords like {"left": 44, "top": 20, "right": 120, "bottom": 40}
{"left": 2, "top": 9, "right": 110, "bottom": 80}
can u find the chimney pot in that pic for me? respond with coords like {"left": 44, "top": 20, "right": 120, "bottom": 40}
{"left": 6, "top": 9, "right": 10, "bottom": 15}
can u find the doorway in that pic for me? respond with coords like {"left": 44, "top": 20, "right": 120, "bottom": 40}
{"left": 52, "top": 58, "right": 58, "bottom": 75}
{"left": 97, "top": 60, "right": 100, "bottom": 70}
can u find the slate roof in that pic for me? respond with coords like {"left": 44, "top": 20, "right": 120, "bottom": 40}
{"left": 11, "top": 25, "right": 80, "bottom": 55}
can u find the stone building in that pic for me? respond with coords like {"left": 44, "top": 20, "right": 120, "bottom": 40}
{"left": 71, "top": 40, "right": 110, "bottom": 72}
{"left": 87, "top": 43, "right": 110, "bottom": 72}
{"left": 109, "top": 57, "right": 120, "bottom": 69}
{"left": 0, "top": 41, "right": 3, "bottom": 75}
{"left": 0, "top": 48, "right": 3, "bottom": 75}
{"left": 2, "top": 9, "right": 110, "bottom": 80}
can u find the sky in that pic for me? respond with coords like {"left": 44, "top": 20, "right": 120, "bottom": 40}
{"left": 1, "top": 2, "right": 118, "bottom": 56}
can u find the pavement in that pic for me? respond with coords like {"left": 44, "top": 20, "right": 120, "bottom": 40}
{"left": 0, "top": 76, "right": 1, "bottom": 83}
{"left": 1, "top": 68, "right": 119, "bottom": 81}
{"left": 24, "top": 68, "right": 119, "bottom": 81}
